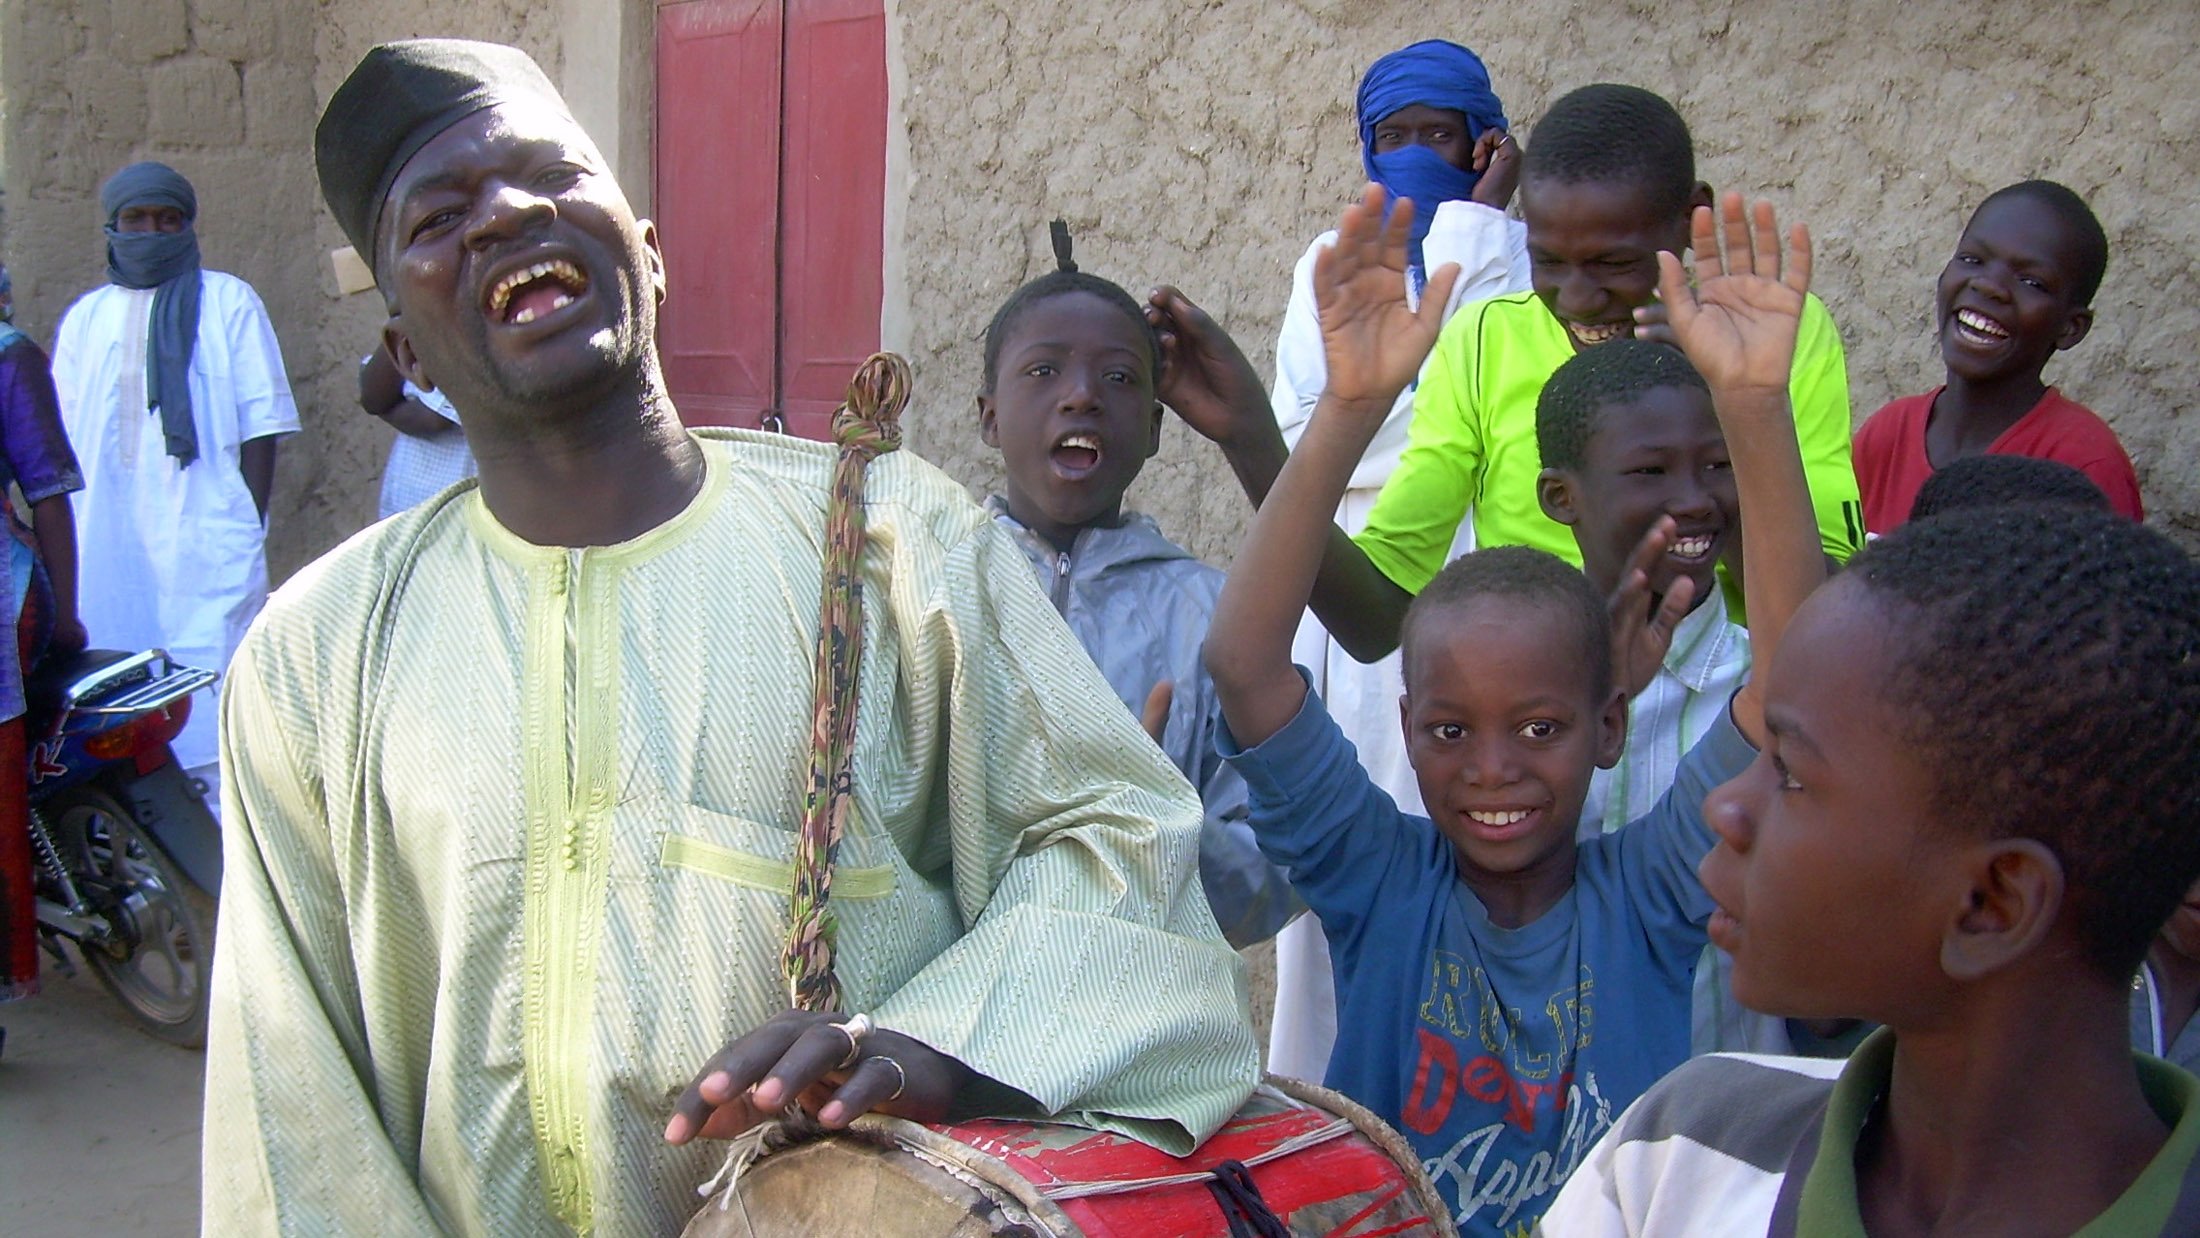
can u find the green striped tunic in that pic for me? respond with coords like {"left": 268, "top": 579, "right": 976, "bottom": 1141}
{"left": 203, "top": 429, "right": 1258, "bottom": 1236}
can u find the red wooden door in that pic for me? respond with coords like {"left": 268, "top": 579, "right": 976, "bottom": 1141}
{"left": 655, "top": 0, "right": 886, "bottom": 439}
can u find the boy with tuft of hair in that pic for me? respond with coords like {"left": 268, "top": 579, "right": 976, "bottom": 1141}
{"left": 1205, "top": 183, "right": 1829, "bottom": 1235}
{"left": 975, "top": 225, "right": 1298, "bottom": 949}
{"left": 1540, "top": 502, "right": 2200, "bottom": 1234}
{"left": 1854, "top": 179, "right": 2142, "bottom": 534}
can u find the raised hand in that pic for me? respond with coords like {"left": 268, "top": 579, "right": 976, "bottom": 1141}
{"left": 1311, "top": 184, "right": 1460, "bottom": 412}
{"left": 1607, "top": 517, "right": 1699, "bottom": 699}
{"left": 1145, "top": 285, "right": 1271, "bottom": 448}
{"left": 664, "top": 1009, "right": 973, "bottom": 1144}
{"left": 1652, "top": 192, "right": 1811, "bottom": 397}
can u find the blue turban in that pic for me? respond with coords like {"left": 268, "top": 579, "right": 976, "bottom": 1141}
{"left": 1355, "top": 40, "right": 1508, "bottom": 289}
{"left": 100, "top": 162, "right": 203, "bottom": 466}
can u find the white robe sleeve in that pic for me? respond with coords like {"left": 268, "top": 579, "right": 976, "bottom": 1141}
{"left": 1269, "top": 233, "right": 1333, "bottom": 455}
{"left": 866, "top": 517, "right": 1260, "bottom": 1153}
{"left": 215, "top": 278, "right": 302, "bottom": 443}
{"left": 50, "top": 299, "right": 92, "bottom": 440}
{"left": 1423, "top": 200, "right": 1532, "bottom": 320}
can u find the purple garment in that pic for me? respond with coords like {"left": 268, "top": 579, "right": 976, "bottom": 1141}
{"left": 0, "top": 329, "right": 83, "bottom": 720}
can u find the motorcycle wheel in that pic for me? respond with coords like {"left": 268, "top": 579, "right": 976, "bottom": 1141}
{"left": 47, "top": 783, "right": 214, "bottom": 1048}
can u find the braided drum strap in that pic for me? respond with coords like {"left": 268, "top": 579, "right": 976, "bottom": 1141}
{"left": 779, "top": 353, "right": 910, "bottom": 1014}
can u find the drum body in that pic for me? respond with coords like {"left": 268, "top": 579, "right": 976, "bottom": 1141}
{"left": 683, "top": 1080, "right": 1456, "bottom": 1237}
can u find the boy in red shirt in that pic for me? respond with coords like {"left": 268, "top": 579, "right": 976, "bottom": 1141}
{"left": 1852, "top": 180, "right": 2142, "bottom": 533}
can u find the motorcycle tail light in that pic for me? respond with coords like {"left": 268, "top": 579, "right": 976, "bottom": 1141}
{"left": 81, "top": 697, "right": 192, "bottom": 764}
{"left": 84, "top": 719, "right": 147, "bottom": 760}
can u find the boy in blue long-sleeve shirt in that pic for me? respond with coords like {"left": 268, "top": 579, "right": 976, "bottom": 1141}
{"left": 976, "top": 230, "right": 1298, "bottom": 948}
{"left": 1204, "top": 186, "right": 1829, "bottom": 1234}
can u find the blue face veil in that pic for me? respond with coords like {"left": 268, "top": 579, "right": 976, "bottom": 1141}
{"left": 1355, "top": 40, "right": 1508, "bottom": 291}
{"left": 100, "top": 162, "right": 203, "bottom": 466}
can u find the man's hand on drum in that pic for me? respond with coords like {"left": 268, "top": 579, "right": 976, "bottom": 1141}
{"left": 664, "top": 1008, "right": 977, "bottom": 1144}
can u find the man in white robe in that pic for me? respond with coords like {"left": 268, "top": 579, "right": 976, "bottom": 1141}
{"left": 52, "top": 162, "right": 298, "bottom": 806}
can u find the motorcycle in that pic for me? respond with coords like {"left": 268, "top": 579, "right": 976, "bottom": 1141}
{"left": 27, "top": 648, "right": 221, "bottom": 1046}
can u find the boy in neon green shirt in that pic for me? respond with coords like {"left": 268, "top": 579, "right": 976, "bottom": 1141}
{"left": 1360, "top": 290, "right": 1856, "bottom": 595}
{"left": 1352, "top": 84, "right": 1861, "bottom": 639}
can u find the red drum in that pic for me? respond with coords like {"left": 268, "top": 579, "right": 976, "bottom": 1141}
{"left": 682, "top": 1078, "right": 1455, "bottom": 1236}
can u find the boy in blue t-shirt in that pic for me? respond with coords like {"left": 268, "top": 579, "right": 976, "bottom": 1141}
{"left": 1203, "top": 186, "right": 1829, "bottom": 1234}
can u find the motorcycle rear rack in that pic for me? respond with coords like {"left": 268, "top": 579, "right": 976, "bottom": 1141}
{"left": 66, "top": 650, "right": 220, "bottom": 717}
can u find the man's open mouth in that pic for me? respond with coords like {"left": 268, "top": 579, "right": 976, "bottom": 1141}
{"left": 487, "top": 258, "right": 591, "bottom": 325}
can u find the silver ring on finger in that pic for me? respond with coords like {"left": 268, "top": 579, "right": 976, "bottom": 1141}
{"left": 870, "top": 1054, "right": 906, "bottom": 1102}
{"left": 829, "top": 1012, "right": 874, "bottom": 1070}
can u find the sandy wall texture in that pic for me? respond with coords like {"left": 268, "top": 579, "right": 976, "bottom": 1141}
{"left": 6, "top": 2, "right": 2194, "bottom": 579}
{"left": 0, "top": 0, "right": 326, "bottom": 573}
{"left": 889, "top": 0, "right": 2200, "bottom": 560}
{"left": 0, "top": 0, "right": 570, "bottom": 583}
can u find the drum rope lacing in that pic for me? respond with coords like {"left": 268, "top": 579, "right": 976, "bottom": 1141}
{"left": 1029, "top": 1115, "right": 1355, "bottom": 1200}
{"left": 1207, "top": 1160, "right": 1292, "bottom": 1238}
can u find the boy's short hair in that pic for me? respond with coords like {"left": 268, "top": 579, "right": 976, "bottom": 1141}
{"left": 1848, "top": 506, "right": 2200, "bottom": 978}
{"left": 1535, "top": 338, "right": 1711, "bottom": 472}
{"left": 1403, "top": 545, "right": 1612, "bottom": 700}
{"left": 1908, "top": 454, "right": 2111, "bottom": 522}
{"left": 1975, "top": 179, "right": 2109, "bottom": 305}
{"left": 980, "top": 222, "right": 1160, "bottom": 391}
{"left": 1522, "top": 84, "right": 1695, "bottom": 218}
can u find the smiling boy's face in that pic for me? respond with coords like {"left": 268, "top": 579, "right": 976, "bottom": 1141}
{"left": 1402, "top": 594, "right": 1625, "bottom": 882}
{"left": 1698, "top": 578, "right": 1963, "bottom": 1023}
{"left": 978, "top": 290, "right": 1161, "bottom": 552}
{"left": 1936, "top": 193, "right": 2093, "bottom": 387}
{"left": 1520, "top": 174, "right": 1692, "bottom": 352}
{"left": 1539, "top": 383, "right": 1735, "bottom": 608}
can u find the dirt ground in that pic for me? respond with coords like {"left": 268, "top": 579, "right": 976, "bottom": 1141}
{"left": 0, "top": 940, "right": 1271, "bottom": 1238}
{"left": 0, "top": 969, "right": 203, "bottom": 1236}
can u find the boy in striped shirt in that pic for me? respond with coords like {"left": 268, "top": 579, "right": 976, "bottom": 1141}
{"left": 1541, "top": 505, "right": 2200, "bottom": 1234}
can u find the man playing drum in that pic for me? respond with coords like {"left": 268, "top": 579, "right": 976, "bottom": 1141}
{"left": 201, "top": 39, "right": 1257, "bottom": 1235}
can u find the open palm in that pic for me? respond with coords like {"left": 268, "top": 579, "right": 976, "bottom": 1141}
{"left": 1659, "top": 193, "right": 1811, "bottom": 395}
{"left": 1312, "top": 184, "right": 1460, "bottom": 409}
